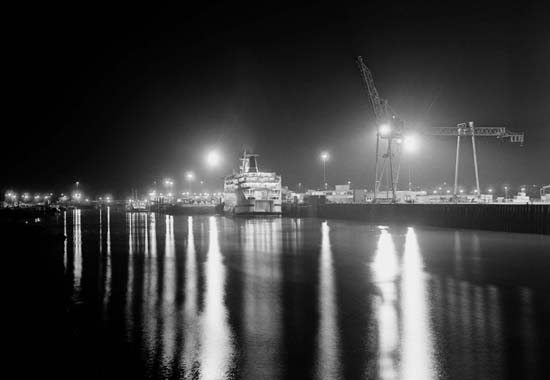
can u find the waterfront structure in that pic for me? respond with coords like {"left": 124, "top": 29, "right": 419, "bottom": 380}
{"left": 223, "top": 152, "right": 282, "bottom": 215}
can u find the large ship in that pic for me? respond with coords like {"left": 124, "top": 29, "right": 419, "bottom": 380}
{"left": 223, "top": 151, "right": 282, "bottom": 215}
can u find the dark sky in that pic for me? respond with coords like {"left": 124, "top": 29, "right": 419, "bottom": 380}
{"left": 4, "top": 3, "right": 549, "bottom": 195}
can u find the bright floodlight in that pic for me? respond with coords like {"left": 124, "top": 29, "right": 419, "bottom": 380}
{"left": 186, "top": 171, "right": 195, "bottom": 180}
{"left": 379, "top": 124, "right": 391, "bottom": 136}
{"left": 206, "top": 151, "right": 221, "bottom": 167}
{"left": 403, "top": 135, "right": 419, "bottom": 153}
{"left": 320, "top": 152, "right": 329, "bottom": 161}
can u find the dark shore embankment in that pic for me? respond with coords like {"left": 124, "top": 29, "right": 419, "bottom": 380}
{"left": 318, "top": 203, "right": 550, "bottom": 234}
{"left": 0, "top": 209, "right": 91, "bottom": 379}
{"left": 1, "top": 221, "right": 69, "bottom": 377}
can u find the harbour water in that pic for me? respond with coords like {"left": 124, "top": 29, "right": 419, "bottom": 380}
{"left": 57, "top": 209, "right": 549, "bottom": 379}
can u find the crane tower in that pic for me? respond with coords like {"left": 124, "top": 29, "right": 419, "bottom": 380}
{"left": 356, "top": 56, "right": 404, "bottom": 202}
{"left": 356, "top": 56, "right": 525, "bottom": 201}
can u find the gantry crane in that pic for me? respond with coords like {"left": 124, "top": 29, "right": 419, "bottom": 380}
{"left": 356, "top": 56, "right": 405, "bottom": 202}
{"left": 356, "top": 56, "right": 525, "bottom": 201}
{"left": 422, "top": 122, "right": 524, "bottom": 197}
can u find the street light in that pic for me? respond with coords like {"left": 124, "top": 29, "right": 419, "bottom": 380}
{"left": 186, "top": 171, "right": 195, "bottom": 193}
{"left": 403, "top": 134, "right": 419, "bottom": 153}
{"left": 379, "top": 124, "right": 391, "bottom": 137}
{"left": 206, "top": 151, "right": 221, "bottom": 167}
{"left": 320, "top": 152, "right": 329, "bottom": 190}
{"left": 504, "top": 186, "right": 509, "bottom": 200}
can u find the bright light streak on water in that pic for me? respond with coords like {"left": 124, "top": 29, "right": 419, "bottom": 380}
{"left": 182, "top": 216, "right": 199, "bottom": 378}
{"left": 72, "top": 209, "right": 82, "bottom": 301}
{"left": 161, "top": 215, "right": 176, "bottom": 371}
{"left": 143, "top": 212, "right": 158, "bottom": 376}
{"left": 57, "top": 212, "right": 550, "bottom": 380}
{"left": 126, "top": 213, "right": 134, "bottom": 340}
{"left": 401, "top": 227, "right": 436, "bottom": 380}
{"left": 199, "top": 216, "right": 235, "bottom": 380}
{"left": 99, "top": 208, "right": 102, "bottom": 254}
{"left": 372, "top": 228, "right": 399, "bottom": 380}
{"left": 102, "top": 207, "right": 111, "bottom": 316}
{"left": 63, "top": 211, "right": 67, "bottom": 269}
{"left": 316, "top": 221, "right": 341, "bottom": 380}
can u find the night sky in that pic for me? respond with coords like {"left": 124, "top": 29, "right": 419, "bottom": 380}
{"left": 4, "top": 3, "right": 549, "bottom": 196}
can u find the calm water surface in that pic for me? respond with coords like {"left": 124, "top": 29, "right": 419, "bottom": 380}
{"left": 59, "top": 209, "right": 550, "bottom": 380}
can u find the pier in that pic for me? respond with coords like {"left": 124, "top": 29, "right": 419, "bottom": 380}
{"left": 317, "top": 203, "right": 550, "bottom": 235}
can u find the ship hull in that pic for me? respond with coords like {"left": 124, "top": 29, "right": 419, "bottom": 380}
{"left": 223, "top": 199, "right": 281, "bottom": 215}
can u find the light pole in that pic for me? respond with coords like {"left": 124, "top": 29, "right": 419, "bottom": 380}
{"left": 320, "top": 152, "right": 329, "bottom": 190}
{"left": 186, "top": 172, "right": 195, "bottom": 194}
{"left": 504, "top": 186, "right": 508, "bottom": 200}
{"left": 164, "top": 178, "right": 174, "bottom": 202}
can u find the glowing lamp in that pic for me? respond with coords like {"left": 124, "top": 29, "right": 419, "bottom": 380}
{"left": 206, "top": 151, "right": 221, "bottom": 167}
{"left": 379, "top": 124, "right": 391, "bottom": 136}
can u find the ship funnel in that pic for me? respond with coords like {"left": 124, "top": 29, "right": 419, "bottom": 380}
{"left": 248, "top": 156, "right": 259, "bottom": 172}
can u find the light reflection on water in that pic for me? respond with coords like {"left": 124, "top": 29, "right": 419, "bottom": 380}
{"left": 241, "top": 218, "right": 282, "bottom": 379}
{"left": 316, "top": 221, "right": 341, "bottom": 379}
{"left": 400, "top": 227, "right": 435, "bottom": 380}
{"left": 72, "top": 209, "right": 82, "bottom": 301}
{"left": 371, "top": 228, "right": 399, "bottom": 380}
{"left": 199, "top": 216, "right": 236, "bottom": 379}
{"left": 60, "top": 211, "right": 548, "bottom": 380}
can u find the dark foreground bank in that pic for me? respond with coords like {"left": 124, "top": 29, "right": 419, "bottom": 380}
{"left": 1, "top": 214, "right": 103, "bottom": 380}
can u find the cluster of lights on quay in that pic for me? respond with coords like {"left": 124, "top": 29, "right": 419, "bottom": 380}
{"left": 2, "top": 145, "right": 545, "bottom": 206}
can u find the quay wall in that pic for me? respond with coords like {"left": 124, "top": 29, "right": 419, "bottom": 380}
{"left": 317, "top": 203, "right": 550, "bottom": 235}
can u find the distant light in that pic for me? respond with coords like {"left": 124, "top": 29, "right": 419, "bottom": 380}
{"left": 403, "top": 135, "right": 419, "bottom": 153}
{"left": 206, "top": 151, "right": 221, "bottom": 167}
{"left": 320, "top": 152, "right": 329, "bottom": 161}
{"left": 186, "top": 171, "right": 195, "bottom": 180}
{"left": 379, "top": 124, "right": 391, "bottom": 136}
{"left": 446, "top": 190, "right": 451, "bottom": 194}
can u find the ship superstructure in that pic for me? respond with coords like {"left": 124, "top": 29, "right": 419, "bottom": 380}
{"left": 223, "top": 152, "right": 282, "bottom": 215}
